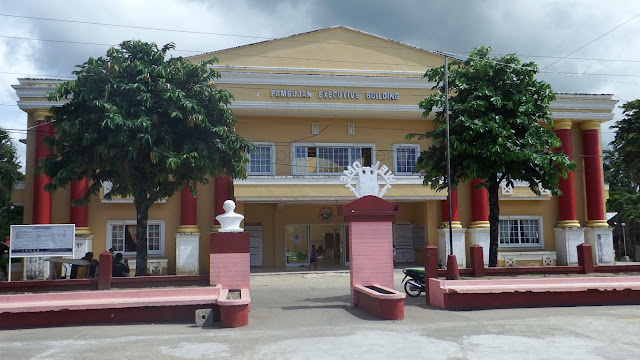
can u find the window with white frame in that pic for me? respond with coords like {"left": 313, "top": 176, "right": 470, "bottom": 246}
{"left": 499, "top": 217, "right": 542, "bottom": 247}
{"left": 107, "top": 220, "right": 165, "bottom": 255}
{"left": 393, "top": 144, "right": 419, "bottom": 174}
{"left": 247, "top": 143, "right": 275, "bottom": 175}
{"left": 292, "top": 143, "right": 374, "bottom": 175}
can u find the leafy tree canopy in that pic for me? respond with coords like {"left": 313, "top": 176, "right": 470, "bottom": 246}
{"left": 0, "top": 127, "right": 23, "bottom": 238}
{"left": 42, "top": 40, "right": 253, "bottom": 274}
{"left": 408, "top": 46, "right": 575, "bottom": 266}
{"left": 607, "top": 100, "right": 640, "bottom": 223}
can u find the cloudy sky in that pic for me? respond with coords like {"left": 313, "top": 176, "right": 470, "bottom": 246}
{"left": 1, "top": 0, "right": 639, "bottom": 171}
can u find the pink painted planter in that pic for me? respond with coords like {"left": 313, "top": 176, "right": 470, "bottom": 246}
{"left": 354, "top": 285, "right": 405, "bottom": 320}
{"left": 218, "top": 288, "right": 251, "bottom": 328}
{"left": 0, "top": 286, "right": 221, "bottom": 329}
{"left": 429, "top": 276, "right": 640, "bottom": 310}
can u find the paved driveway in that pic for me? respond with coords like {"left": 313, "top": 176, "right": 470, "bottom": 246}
{"left": 2, "top": 270, "right": 640, "bottom": 359}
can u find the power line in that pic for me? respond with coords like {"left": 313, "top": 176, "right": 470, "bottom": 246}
{"left": 0, "top": 13, "right": 271, "bottom": 41}
{"left": 0, "top": 35, "right": 431, "bottom": 68}
{"left": 5, "top": 11, "right": 640, "bottom": 67}
{"left": 516, "top": 54, "right": 640, "bottom": 64}
{"left": 0, "top": 70, "right": 74, "bottom": 79}
{"left": 7, "top": 31, "right": 640, "bottom": 67}
{"left": 3, "top": 40, "right": 640, "bottom": 88}
{"left": 4, "top": 33, "right": 640, "bottom": 78}
{"left": 542, "top": 12, "right": 640, "bottom": 70}
{"left": 0, "top": 13, "right": 454, "bottom": 54}
{"left": 0, "top": 35, "right": 120, "bottom": 49}
{"left": 2, "top": 60, "right": 637, "bottom": 94}
{"left": 444, "top": 50, "right": 640, "bottom": 87}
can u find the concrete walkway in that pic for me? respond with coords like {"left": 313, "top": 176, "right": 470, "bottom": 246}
{"left": 1, "top": 270, "right": 640, "bottom": 359}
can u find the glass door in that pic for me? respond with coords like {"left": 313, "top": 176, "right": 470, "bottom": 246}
{"left": 309, "top": 224, "right": 349, "bottom": 266}
{"left": 285, "top": 224, "right": 309, "bottom": 266}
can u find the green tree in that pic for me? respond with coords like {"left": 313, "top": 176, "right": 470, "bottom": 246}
{"left": 0, "top": 128, "right": 23, "bottom": 239}
{"left": 408, "top": 46, "right": 575, "bottom": 267}
{"left": 607, "top": 100, "right": 640, "bottom": 223}
{"left": 42, "top": 40, "right": 253, "bottom": 275}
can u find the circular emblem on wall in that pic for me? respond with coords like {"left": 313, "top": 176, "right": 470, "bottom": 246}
{"left": 320, "top": 207, "right": 333, "bottom": 222}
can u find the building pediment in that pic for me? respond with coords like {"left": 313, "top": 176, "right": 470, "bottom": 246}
{"left": 189, "top": 26, "right": 445, "bottom": 76}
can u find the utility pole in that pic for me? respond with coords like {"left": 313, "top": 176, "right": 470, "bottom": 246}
{"left": 622, "top": 222, "right": 628, "bottom": 260}
{"left": 444, "top": 55, "right": 453, "bottom": 256}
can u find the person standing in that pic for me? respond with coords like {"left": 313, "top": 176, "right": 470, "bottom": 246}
{"left": 310, "top": 245, "right": 318, "bottom": 268}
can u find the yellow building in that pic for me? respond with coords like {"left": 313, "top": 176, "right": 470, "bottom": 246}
{"left": 12, "top": 26, "right": 617, "bottom": 274}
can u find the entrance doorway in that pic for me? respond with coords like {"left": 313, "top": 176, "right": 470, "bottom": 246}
{"left": 285, "top": 224, "right": 349, "bottom": 267}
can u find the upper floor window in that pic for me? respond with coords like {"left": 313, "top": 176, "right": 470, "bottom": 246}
{"left": 248, "top": 143, "right": 275, "bottom": 175}
{"left": 292, "top": 143, "right": 374, "bottom": 175}
{"left": 393, "top": 144, "right": 419, "bottom": 175}
{"left": 107, "top": 220, "right": 165, "bottom": 256}
{"left": 499, "top": 217, "right": 542, "bottom": 247}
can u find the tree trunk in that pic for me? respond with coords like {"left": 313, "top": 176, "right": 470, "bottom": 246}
{"left": 487, "top": 177, "right": 500, "bottom": 267}
{"left": 135, "top": 202, "right": 150, "bottom": 276}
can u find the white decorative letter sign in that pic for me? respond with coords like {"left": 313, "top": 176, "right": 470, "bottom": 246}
{"left": 339, "top": 161, "right": 395, "bottom": 198}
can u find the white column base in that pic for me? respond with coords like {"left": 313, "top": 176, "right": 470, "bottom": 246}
{"left": 74, "top": 234, "right": 94, "bottom": 258}
{"left": 584, "top": 227, "right": 614, "bottom": 265}
{"left": 438, "top": 228, "right": 467, "bottom": 267}
{"left": 176, "top": 232, "right": 201, "bottom": 275}
{"left": 554, "top": 227, "right": 585, "bottom": 265}
{"left": 467, "top": 228, "right": 490, "bottom": 265}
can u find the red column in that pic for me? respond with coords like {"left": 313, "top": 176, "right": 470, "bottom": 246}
{"left": 440, "top": 190, "right": 461, "bottom": 228}
{"left": 214, "top": 175, "right": 231, "bottom": 226}
{"left": 177, "top": 185, "right": 199, "bottom": 233}
{"left": 32, "top": 111, "right": 52, "bottom": 224}
{"left": 580, "top": 121, "right": 608, "bottom": 228}
{"left": 470, "top": 178, "right": 489, "bottom": 228}
{"left": 70, "top": 178, "right": 91, "bottom": 235}
{"left": 554, "top": 120, "right": 579, "bottom": 227}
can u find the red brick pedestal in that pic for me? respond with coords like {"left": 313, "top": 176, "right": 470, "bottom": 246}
{"left": 338, "top": 196, "right": 405, "bottom": 320}
{"left": 210, "top": 231, "right": 251, "bottom": 327}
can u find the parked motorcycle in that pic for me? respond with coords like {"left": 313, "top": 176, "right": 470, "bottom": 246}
{"left": 402, "top": 268, "right": 425, "bottom": 297}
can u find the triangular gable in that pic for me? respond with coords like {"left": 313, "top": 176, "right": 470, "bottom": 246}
{"left": 189, "top": 26, "right": 445, "bottom": 73}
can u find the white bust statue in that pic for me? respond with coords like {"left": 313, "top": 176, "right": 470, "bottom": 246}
{"left": 215, "top": 200, "right": 244, "bottom": 232}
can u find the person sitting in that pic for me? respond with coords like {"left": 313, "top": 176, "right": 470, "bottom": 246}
{"left": 70, "top": 252, "right": 99, "bottom": 279}
{"left": 112, "top": 252, "right": 131, "bottom": 277}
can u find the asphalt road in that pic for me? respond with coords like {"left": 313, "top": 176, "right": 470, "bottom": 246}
{"left": 2, "top": 270, "right": 640, "bottom": 359}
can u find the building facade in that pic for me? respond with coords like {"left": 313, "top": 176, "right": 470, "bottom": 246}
{"left": 11, "top": 26, "right": 617, "bottom": 275}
